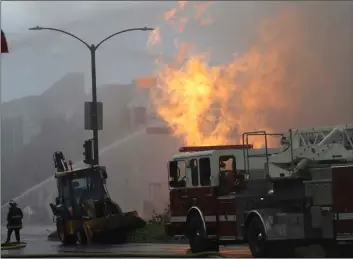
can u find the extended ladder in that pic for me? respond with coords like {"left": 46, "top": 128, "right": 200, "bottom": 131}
{"left": 284, "top": 124, "right": 353, "bottom": 150}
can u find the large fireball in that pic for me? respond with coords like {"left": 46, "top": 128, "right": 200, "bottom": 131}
{"left": 140, "top": 2, "right": 352, "bottom": 147}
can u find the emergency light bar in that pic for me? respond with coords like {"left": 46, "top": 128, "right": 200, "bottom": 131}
{"left": 179, "top": 144, "right": 253, "bottom": 152}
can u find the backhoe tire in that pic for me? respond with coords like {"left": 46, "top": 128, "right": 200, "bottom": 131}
{"left": 56, "top": 221, "right": 76, "bottom": 245}
{"left": 187, "top": 214, "right": 219, "bottom": 254}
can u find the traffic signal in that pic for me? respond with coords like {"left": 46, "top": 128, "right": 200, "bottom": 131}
{"left": 83, "top": 139, "right": 93, "bottom": 165}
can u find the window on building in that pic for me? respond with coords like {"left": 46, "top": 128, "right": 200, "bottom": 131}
{"left": 199, "top": 157, "right": 211, "bottom": 186}
{"left": 190, "top": 159, "right": 199, "bottom": 186}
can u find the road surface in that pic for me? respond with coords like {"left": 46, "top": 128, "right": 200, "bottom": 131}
{"left": 1, "top": 225, "right": 251, "bottom": 257}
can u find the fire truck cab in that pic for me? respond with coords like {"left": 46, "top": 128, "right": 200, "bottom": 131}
{"left": 166, "top": 124, "right": 353, "bottom": 257}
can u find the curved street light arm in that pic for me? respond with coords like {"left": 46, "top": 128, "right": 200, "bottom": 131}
{"left": 29, "top": 26, "right": 91, "bottom": 50}
{"left": 95, "top": 27, "right": 154, "bottom": 50}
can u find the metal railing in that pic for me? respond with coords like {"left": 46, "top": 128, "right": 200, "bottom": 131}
{"left": 242, "top": 131, "right": 284, "bottom": 179}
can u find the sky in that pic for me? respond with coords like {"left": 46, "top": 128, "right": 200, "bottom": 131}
{"left": 1, "top": 0, "right": 352, "bottom": 112}
{"left": 0, "top": 1, "right": 275, "bottom": 102}
{"left": 0, "top": 1, "right": 170, "bottom": 102}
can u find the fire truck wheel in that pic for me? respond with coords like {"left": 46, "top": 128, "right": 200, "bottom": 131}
{"left": 56, "top": 220, "right": 77, "bottom": 245}
{"left": 76, "top": 229, "right": 88, "bottom": 245}
{"left": 247, "top": 217, "right": 294, "bottom": 257}
{"left": 247, "top": 217, "right": 267, "bottom": 257}
{"left": 188, "top": 215, "right": 215, "bottom": 253}
{"left": 338, "top": 244, "right": 353, "bottom": 257}
{"left": 321, "top": 242, "right": 353, "bottom": 257}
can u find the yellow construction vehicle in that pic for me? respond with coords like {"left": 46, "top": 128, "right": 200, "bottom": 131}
{"left": 50, "top": 148, "right": 145, "bottom": 245}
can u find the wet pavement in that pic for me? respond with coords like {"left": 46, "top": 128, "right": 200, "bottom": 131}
{"left": 1, "top": 225, "right": 251, "bottom": 257}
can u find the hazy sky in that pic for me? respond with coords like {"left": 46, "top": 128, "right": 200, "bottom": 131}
{"left": 1, "top": 1, "right": 172, "bottom": 102}
{"left": 1, "top": 1, "right": 271, "bottom": 102}
{"left": 1, "top": 0, "right": 352, "bottom": 112}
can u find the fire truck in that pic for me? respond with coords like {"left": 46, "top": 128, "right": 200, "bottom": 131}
{"left": 165, "top": 123, "right": 353, "bottom": 257}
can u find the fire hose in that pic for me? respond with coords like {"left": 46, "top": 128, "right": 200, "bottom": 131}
{"left": 1, "top": 251, "right": 230, "bottom": 258}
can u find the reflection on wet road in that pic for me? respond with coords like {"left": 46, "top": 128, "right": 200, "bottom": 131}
{"left": 2, "top": 240, "right": 251, "bottom": 257}
{"left": 1, "top": 226, "right": 251, "bottom": 257}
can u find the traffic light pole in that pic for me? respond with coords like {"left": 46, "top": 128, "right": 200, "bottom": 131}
{"left": 29, "top": 26, "right": 154, "bottom": 166}
{"left": 90, "top": 45, "right": 99, "bottom": 165}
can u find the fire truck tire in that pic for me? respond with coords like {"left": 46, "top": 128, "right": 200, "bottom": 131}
{"left": 56, "top": 221, "right": 76, "bottom": 245}
{"left": 247, "top": 217, "right": 295, "bottom": 258}
{"left": 322, "top": 243, "right": 353, "bottom": 257}
{"left": 76, "top": 229, "right": 87, "bottom": 245}
{"left": 187, "top": 215, "right": 218, "bottom": 253}
{"left": 338, "top": 244, "right": 353, "bottom": 257}
{"left": 246, "top": 217, "right": 267, "bottom": 257}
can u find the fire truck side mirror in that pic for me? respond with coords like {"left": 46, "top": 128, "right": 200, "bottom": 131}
{"left": 168, "top": 161, "right": 178, "bottom": 178}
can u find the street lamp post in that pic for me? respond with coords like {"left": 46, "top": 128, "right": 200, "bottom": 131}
{"left": 29, "top": 26, "right": 154, "bottom": 165}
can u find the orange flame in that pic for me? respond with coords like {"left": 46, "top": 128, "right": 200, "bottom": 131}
{"left": 144, "top": 3, "right": 326, "bottom": 148}
{"left": 164, "top": 8, "right": 177, "bottom": 21}
{"left": 136, "top": 76, "right": 156, "bottom": 89}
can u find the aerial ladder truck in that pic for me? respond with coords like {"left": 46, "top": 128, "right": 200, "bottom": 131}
{"left": 165, "top": 123, "right": 353, "bottom": 257}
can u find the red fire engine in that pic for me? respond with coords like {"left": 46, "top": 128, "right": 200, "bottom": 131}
{"left": 165, "top": 124, "right": 353, "bottom": 257}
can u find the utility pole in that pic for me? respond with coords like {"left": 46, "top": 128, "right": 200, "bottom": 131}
{"left": 29, "top": 26, "right": 154, "bottom": 165}
{"left": 90, "top": 45, "right": 99, "bottom": 164}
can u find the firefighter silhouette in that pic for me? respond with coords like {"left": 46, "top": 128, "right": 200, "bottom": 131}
{"left": 5, "top": 200, "right": 23, "bottom": 243}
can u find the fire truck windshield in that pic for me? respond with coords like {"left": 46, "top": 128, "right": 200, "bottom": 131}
{"left": 169, "top": 160, "right": 187, "bottom": 188}
{"left": 219, "top": 155, "right": 236, "bottom": 181}
{"left": 219, "top": 156, "right": 235, "bottom": 172}
{"left": 219, "top": 155, "right": 238, "bottom": 194}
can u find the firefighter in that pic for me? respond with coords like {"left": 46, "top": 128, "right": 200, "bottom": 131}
{"left": 5, "top": 200, "right": 23, "bottom": 243}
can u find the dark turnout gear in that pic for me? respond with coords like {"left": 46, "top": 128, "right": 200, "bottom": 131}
{"left": 6, "top": 201, "right": 23, "bottom": 243}
{"left": 6, "top": 229, "right": 20, "bottom": 243}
